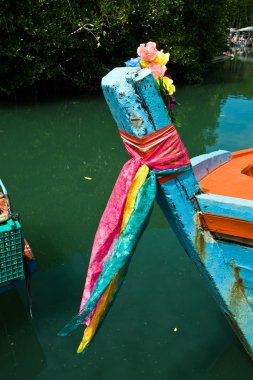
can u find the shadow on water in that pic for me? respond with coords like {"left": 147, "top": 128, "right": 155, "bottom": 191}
{"left": 0, "top": 59, "right": 253, "bottom": 379}
{"left": 0, "top": 290, "right": 46, "bottom": 380}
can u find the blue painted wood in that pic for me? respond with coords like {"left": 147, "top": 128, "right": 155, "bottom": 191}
{"left": 102, "top": 67, "right": 253, "bottom": 358}
{"left": 191, "top": 150, "right": 231, "bottom": 181}
{"left": 131, "top": 69, "right": 172, "bottom": 129}
{"left": 102, "top": 67, "right": 171, "bottom": 137}
{"left": 157, "top": 171, "right": 253, "bottom": 357}
{"left": 196, "top": 193, "right": 253, "bottom": 222}
{"left": 216, "top": 242, "right": 253, "bottom": 315}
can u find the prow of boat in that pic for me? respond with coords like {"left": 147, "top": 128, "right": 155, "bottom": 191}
{"left": 101, "top": 67, "right": 253, "bottom": 359}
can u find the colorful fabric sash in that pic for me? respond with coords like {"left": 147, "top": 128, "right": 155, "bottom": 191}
{"left": 58, "top": 124, "right": 190, "bottom": 352}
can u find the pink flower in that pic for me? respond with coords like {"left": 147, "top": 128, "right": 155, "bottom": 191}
{"left": 137, "top": 42, "right": 157, "bottom": 61}
{"left": 147, "top": 62, "right": 167, "bottom": 79}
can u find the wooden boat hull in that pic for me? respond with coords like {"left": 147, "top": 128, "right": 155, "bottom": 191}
{"left": 102, "top": 67, "right": 253, "bottom": 358}
{"left": 157, "top": 153, "right": 253, "bottom": 358}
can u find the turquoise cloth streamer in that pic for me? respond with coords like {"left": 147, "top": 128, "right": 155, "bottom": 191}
{"left": 58, "top": 171, "right": 157, "bottom": 336}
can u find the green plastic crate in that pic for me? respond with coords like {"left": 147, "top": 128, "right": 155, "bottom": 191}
{"left": 0, "top": 218, "right": 25, "bottom": 284}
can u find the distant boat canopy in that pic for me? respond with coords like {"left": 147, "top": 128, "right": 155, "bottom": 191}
{"left": 229, "top": 26, "right": 253, "bottom": 33}
{"left": 237, "top": 26, "right": 253, "bottom": 32}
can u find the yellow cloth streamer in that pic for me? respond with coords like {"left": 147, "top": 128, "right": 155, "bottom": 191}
{"left": 77, "top": 273, "right": 119, "bottom": 353}
{"left": 120, "top": 164, "right": 149, "bottom": 232}
{"left": 77, "top": 164, "right": 149, "bottom": 352}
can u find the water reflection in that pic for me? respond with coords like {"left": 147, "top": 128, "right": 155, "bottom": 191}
{"left": 0, "top": 290, "right": 46, "bottom": 380}
{"left": 174, "top": 85, "right": 220, "bottom": 157}
{"left": 213, "top": 95, "right": 253, "bottom": 151}
{"left": 222, "top": 47, "right": 253, "bottom": 63}
{"left": 210, "top": 54, "right": 253, "bottom": 97}
{"left": 176, "top": 59, "right": 253, "bottom": 156}
{"left": 235, "top": 47, "right": 253, "bottom": 63}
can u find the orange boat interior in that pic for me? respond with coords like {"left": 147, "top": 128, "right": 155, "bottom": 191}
{"left": 198, "top": 148, "right": 253, "bottom": 242}
{"left": 199, "top": 148, "right": 253, "bottom": 201}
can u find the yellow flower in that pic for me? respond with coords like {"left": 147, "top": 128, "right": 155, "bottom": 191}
{"left": 168, "top": 84, "right": 175, "bottom": 95}
{"left": 140, "top": 60, "right": 149, "bottom": 68}
{"left": 154, "top": 50, "right": 170, "bottom": 66}
{"left": 162, "top": 76, "right": 176, "bottom": 95}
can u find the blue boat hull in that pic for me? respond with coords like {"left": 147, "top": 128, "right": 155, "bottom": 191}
{"left": 157, "top": 163, "right": 253, "bottom": 358}
{"left": 101, "top": 67, "right": 253, "bottom": 358}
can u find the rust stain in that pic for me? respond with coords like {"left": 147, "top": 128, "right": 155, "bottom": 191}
{"left": 194, "top": 214, "right": 206, "bottom": 263}
{"left": 230, "top": 266, "right": 249, "bottom": 309}
{"left": 129, "top": 112, "right": 143, "bottom": 128}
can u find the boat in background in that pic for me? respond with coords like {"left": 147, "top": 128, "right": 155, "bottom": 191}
{"left": 229, "top": 26, "right": 253, "bottom": 48}
{"left": 0, "top": 179, "right": 36, "bottom": 295}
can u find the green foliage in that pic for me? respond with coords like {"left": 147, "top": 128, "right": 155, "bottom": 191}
{"left": 0, "top": 0, "right": 239, "bottom": 94}
{"left": 0, "top": 0, "right": 101, "bottom": 94}
{"left": 231, "top": 0, "right": 253, "bottom": 27}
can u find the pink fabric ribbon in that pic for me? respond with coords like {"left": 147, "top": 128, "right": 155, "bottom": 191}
{"left": 79, "top": 125, "right": 190, "bottom": 324}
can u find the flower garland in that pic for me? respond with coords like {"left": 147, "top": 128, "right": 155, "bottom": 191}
{"left": 125, "top": 41, "right": 177, "bottom": 123}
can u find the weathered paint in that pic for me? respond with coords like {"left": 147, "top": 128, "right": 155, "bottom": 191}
{"left": 194, "top": 214, "right": 206, "bottom": 263}
{"left": 230, "top": 266, "right": 248, "bottom": 311}
{"left": 191, "top": 150, "right": 231, "bottom": 182}
{"left": 102, "top": 67, "right": 171, "bottom": 137}
{"left": 102, "top": 67, "right": 253, "bottom": 358}
{"left": 157, "top": 167, "right": 253, "bottom": 359}
{"left": 219, "top": 242, "right": 253, "bottom": 311}
{"left": 196, "top": 193, "right": 253, "bottom": 223}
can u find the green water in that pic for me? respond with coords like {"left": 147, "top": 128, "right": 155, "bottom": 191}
{"left": 0, "top": 59, "right": 253, "bottom": 380}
